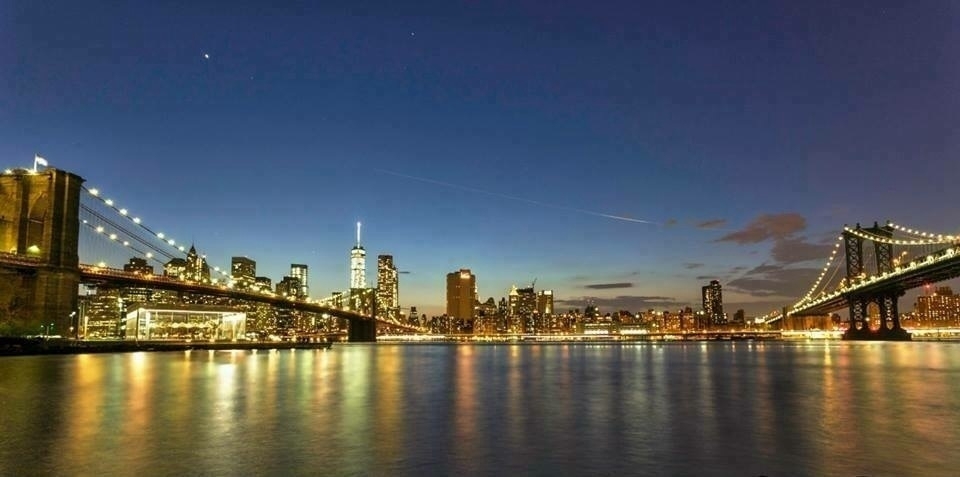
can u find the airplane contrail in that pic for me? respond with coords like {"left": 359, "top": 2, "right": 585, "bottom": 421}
{"left": 374, "top": 168, "right": 657, "bottom": 225}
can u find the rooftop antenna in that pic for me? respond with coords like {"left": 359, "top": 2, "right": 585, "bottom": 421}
{"left": 356, "top": 221, "right": 362, "bottom": 247}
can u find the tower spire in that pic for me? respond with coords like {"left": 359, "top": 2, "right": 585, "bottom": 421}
{"left": 356, "top": 221, "right": 362, "bottom": 247}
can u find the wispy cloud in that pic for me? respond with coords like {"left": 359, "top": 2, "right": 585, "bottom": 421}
{"left": 696, "top": 219, "right": 727, "bottom": 229}
{"left": 557, "top": 295, "right": 685, "bottom": 310}
{"left": 716, "top": 213, "right": 806, "bottom": 244}
{"left": 683, "top": 263, "right": 704, "bottom": 269}
{"left": 726, "top": 266, "right": 820, "bottom": 298}
{"left": 584, "top": 282, "right": 633, "bottom": 290}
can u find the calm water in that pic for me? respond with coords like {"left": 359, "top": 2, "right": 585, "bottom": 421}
{"left": 1, "top": 342, "right": 959, "bottom": 476}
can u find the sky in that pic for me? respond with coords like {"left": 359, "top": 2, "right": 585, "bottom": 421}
{"left": 2, "top": 1, "right": 959, "bottom": 317}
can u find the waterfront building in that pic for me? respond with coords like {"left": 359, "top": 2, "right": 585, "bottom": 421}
{"left": 290, "top": 263, "right": 309, "bottom": 298}
{"left": 123, "top": 257, "right": 154, "bottom": 275}
{"left": 231, "top": 257, "right": 256, "bottom": 290}
{"left": 915, "top": 286, "right": 960, "bottom": 327}
{"left": 376, "top": 254, "right": 399, "bottom": 321}
{"left": 446, "top": 269, "right": 477, "bottom": 322}
{"left": 122, "top": 305, "right": 246, "bottom": 341}
{"left": 350, "top": 222, "right": 366, "bottom": 289}
{"left": 702, "top": 280, "right": 725, "bottom": 326}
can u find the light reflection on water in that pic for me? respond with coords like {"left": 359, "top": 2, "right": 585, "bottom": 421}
{"left": 1, "top": 342, "right": 959, "bottom": 476}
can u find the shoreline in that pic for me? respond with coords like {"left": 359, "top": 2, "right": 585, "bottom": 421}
{"left": 0, "top": 338, "right": 332, "bottom": 356}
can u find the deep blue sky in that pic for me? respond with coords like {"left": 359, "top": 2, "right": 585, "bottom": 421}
{"left": 3, "top": 1, "right": 958, "bottom": 316}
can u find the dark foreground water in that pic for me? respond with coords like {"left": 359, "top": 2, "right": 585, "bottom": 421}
{"left": 1, "top": 342, "right": 959, "bottom": 476}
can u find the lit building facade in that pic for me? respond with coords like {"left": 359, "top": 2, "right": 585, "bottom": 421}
{"left": 123, "top": 306, "right": 246, "bottom": 341}
{"left": 537, "top": 290, "right": 554, "bottom": 315}
{"left": 350, "top": 222, "right": 366, "bottom": 289}
{"left": 231, "top": 257, "right": 256, "bottom": 290}
{"left": 164, "top": 258, "right": 187, "bottom": 279}
{"left": 290, "top": 263, "right": 309, "bottom": 298}
{"left": 702, "top": 280, "right": 725, "bottom": 326}
{"left": 254, "top": 276, "right": 272, "bottom": 293}
{"left": 377, "top": 254, "right": 399, "bottom": 321}
{"left": 123, "top": 257, "right": 154, "bottom": 275}
{"left": 185, "top": 245, "right": 211, "bottom": 283}
{"left": 509, "top": 285, "right": 538, "bottom": 333}
{"left": 276, "top": 276, "right": 302, "bottom": 299}
{"left": 915, "top": 286, "right": 960, "bottom": 326}
{"left": 446, "top": 269, "right": 477, "bottom": 320}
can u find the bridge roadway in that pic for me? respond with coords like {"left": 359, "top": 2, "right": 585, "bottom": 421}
{"left": 77, "top": 265, "right": 419, "bottom": 331}
{"left": 0, "top": 253, "right": 416, "bottom": 332}
{"left": 791, "top": 246, "right": 960, "bottom": 316}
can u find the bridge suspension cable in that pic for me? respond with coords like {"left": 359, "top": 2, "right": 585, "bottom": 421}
{"left": 795, "top": 235, "right": 844, "bottom": 307}
{"left": 83, "top": 185, "right": 189, "bottom": 255}
{"left": 81, "top": 184, "right": 235, "bottom": 283}
{"left": 80, "top": 204, "right": 177, "bottom": 261}
{"left": 887, "top": 221, "right": 957, "bottom": 243}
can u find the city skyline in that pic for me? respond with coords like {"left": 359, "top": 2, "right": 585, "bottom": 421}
{"left": 3, "top": 1, "right": 959, "bottom": 316}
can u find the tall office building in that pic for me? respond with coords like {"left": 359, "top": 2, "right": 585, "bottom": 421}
{"left": 702, "top": 280, "right": 725, "bottom": 326}
{"left": 537, "top": 290, "right": 554, "bottom": 315}
{"left": 350, "top": 222, "right": 366, "bottom": 289}
{"left": 509, "top": 286, "right": 538, "bottom": 332}
{"left": 377, "top": 255, "right": 399, "bottom": 321}
{"left": 231, "top": 257, "right": 256, "bottom": 290}
{"left": 290, "top": 263, "right": 309, "bottom": 298}
{"left": 446, "top": 269, "right": 477, "bottom": 320}
{"left": 185, "top": 245, "right": 211, "bottom": 283}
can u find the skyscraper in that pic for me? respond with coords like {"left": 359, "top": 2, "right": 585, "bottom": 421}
{"left": 702, "top": 280, "right": 725, "bottom": 326}
{"left": 350, "top": 222, "right": 366, "bottom": 289}
{"left": 185, "top": 245, "right": 210, "bottom": 283}
{"left": 509, "top": 286, "right": 538, "bottom": 332}
{"left": 290, "top": 263, "right": 309, "bottom": 298}
{"left": 446, "top": 269, "right": 476, "bottom": 320}
{"left": 231, "top": 257, "right": 256, "bottom": 290}
{"left": 537, "top": 290, "right": 554, "bottom": 315}
{"left": 377, "top": 254, "right": 399, "bottom": 321}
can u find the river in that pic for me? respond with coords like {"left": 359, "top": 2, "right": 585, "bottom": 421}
{"left": 1, "top": 342, "right": 958, "bottom": 476}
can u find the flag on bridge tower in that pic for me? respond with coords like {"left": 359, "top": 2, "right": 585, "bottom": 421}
{"left": 33, "top": 154, "right": 48, "bottom": 171}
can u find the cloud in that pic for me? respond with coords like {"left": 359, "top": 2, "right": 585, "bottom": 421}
{"left": 726, "top": 266, "right": 820, "bottom": 298}
{"left": 770, "top": 237, "right": 834, "bottom": 264}
{"left": 556, "top": 295, "right": 685, "bottom": 310}
{"left": 695, "top": 275, "right": 714, "bottom": 280}
{"left": 584, "top": 282, "right": 633, "bottom": 290}
{"left": 716, "top": 213, "right": 806, "bottom": 244}
{"left": 696, "top": 219, "right": 727, "bottom": 229}
{"left": 683, "top": 263, "right": 704, "bottom": 269}
{"left": 746, "top": 263, "right": 783, "bottom": 275}
{"left": 665, "top": 219, "right": 678, "bottom": 227}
